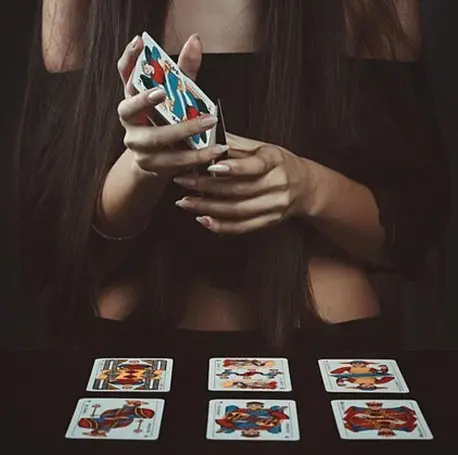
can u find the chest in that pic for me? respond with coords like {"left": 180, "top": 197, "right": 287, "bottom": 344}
{"left": 163, "top": 0, "right": 259, "bottom": 54}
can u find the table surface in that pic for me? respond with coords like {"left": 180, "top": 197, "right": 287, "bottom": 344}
{"left": 3, "top": 349, "right": 457, "bottom": 453}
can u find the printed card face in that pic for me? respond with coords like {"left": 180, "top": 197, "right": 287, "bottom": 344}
{"left": 318, "top": 359, "right": 409, "bottom": 393}
{"left": 132, "top": 31, "right": 217, "bottom": 149}
{"left": 66, "top": 398, "right": 165, "bottom": 440}
{"left": 331, "top": 400, "right": 433, "bottom": 440}
{"left": 206, "top": 399, "right": 300, "bottom": 441}
{"left": 208, "top": 358, "right": 292, "bottom": 392}
{"left": 87, "top": 358, "right": 173, "bottom": 392}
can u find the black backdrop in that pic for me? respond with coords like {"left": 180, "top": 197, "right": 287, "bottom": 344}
{"left": 1, "top": 0, "right": 457, "bottom": 349}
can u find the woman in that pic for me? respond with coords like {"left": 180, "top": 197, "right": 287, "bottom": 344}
{"left": 15, "top": 0, "right": 449, "bottom": 352}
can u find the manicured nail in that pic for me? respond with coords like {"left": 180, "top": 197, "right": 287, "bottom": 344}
{"left": 148, "top": 88, "right": 166, "bottom": 102}
{"left": 131, "top": 35, "right": 140, "bottom": 49}
{"left": 212, "top": 145, "right": 229, "bottom": 155}
{"left": 207, "top": 163, "right": 231, "bottom": 173}
{"left": 196, "top": 216, "right": 211, "bottom": 228}
{"left": 173, "top": 177, "right": 196, "bottom": 188}
{"left": 175, "top": 198, "right": 192, "bottom": 208}
{"left": 199, "top": 115, "right": 218, "bottom": 129}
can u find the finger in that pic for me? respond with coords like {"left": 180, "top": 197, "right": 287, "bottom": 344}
{"left": 118, "top": 88, "right": 166, "bottom": 124}
{"left": 177, "top": 33, "right": 202, "bottom": 81}
{"left": 206, "top": 152, "right": 278, "bottom": 177}
{"left": 174, "top": 192, "right": 288, "bottom": 219}
{"left": 124, "top": 114, "right": 218, "bottom": 150}
{"left": 173, "top": 174, "right": 267, "bottom": 198}
{"left": 117, "top": 36, "right": 144, "bottom": 94}
{"left": 195, "top": 213, "right": 282, "bottom": 235}
{"left": 134, "top": 144, "right": 229, "bottom": 173}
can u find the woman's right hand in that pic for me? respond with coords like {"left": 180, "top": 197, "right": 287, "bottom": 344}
{"left": 116, "top": 34, "right": 228, "bottom": 179}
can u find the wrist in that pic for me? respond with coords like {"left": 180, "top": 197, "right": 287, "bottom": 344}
{"left": 295, "top": 158, "right": 324, "bottom": 219}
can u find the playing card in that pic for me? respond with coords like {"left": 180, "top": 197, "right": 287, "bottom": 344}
{"left": 66, "top": 398, "right": 165, "bottom": 440}
{"left": 208, "top": 357, "right": 292, "bottom": 392}
{"left": 331, "top": 400, "right": 433, "bottom": 440}
{"left": 86, "top": 358, "right": 173, "bottom": 392}
{"left": 318, "top": 359, "right": 409, "bottom": 393}
{"left": 132, "top": 31, "right": 217, "bottom": 149}
{"left": 206, "top": 399, "right": 300, "bottom": 441}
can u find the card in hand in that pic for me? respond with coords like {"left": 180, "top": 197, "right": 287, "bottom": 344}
{"left": 132, "top": 31, "right": 217, "bottom": 149}
{"left": 208, "top": 357, "right": 292, "bottom": 392}
{"left": 87, "top": 358, "right": 173, "bottom": 392}
{"left": 206, "top": 399, "right": 300, "bottom": 441}
{"left": 66, "top": 398, "right": 165, "bottom": 440}
{"left": 331, "top": 400, "right": 433, "bottom": 440}
{"left": 318, "top": 359, "right": 409, "bottom": 393}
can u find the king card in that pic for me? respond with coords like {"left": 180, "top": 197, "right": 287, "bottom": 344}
{"left": 331, "top": 399, "right": 433, "bottom": 440}
{"left": 206, "top": 399, "right": 300, "bottom": 441}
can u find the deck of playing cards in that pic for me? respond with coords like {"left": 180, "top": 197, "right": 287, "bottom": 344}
{"left": 66, "top": 398, "right": 165, "bottom": 440}
{"left": 132, "top": 31, "right": 217, "bottom": 150}
{"left": 206, "top": 399, "right": 300, "bottom": 441}
{"left": 208, "top": 357, "right": 292, "bottom": 392}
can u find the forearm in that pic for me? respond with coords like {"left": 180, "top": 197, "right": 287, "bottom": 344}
{"left": 95, "top": 148, "right": 168, "bottom": 238}
{"left": 301, "top": 159, "right": 387, "bottom": 264}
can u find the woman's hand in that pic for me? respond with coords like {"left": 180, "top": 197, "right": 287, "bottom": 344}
{"left": 173, "top": 134, "right": 317, "bottom": 234}
{"left": 116, "top": 34, "right": 228, "bottom": 179}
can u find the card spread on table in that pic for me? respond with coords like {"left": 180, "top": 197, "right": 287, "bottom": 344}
{"left": 87, "top": 358, "right": 173, "bottom": 392}
{"left": 331, "top": 400, "right": 433, "bottom": 440}
{"left": 208, "top": 357, "right": 292, "bottom": 392}
{"left": 206, "top": 399, "right": 300, "bottom": 441}
{"left": 66, "top": 398, "right": 165, "bottom": 440}
{"left": 318, "top": 359, "right": 409, "bottom": 393}
{"left": 132, "top": 31, "right": 217, "bottom": 149}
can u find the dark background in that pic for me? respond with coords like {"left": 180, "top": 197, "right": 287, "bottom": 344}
{"left": 1, "top": 0, "right": 457, "bottom": 349}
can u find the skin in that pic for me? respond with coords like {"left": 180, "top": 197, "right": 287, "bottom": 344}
{"left": 42, "top": 0, "right": 422, "bottom": 329}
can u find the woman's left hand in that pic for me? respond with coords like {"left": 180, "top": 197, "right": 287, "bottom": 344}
{"left": 173, "top": 133, "right": 316, "bottom": 234}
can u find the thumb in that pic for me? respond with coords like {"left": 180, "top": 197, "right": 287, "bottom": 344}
{"left": 178, "top": 33, "right": 203, "bottom": 81}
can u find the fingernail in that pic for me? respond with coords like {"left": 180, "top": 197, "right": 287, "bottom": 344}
{"left": 207, "top": 164, "right": 231, "bottom": 173}
{"left": 148, "top": 88, "right": 165, "bottom": 102}
{"left": 175, "top": 198, "right": 192, "bottom": 208}
{"left": 212, "top": 144, "right": 230, "bottom": 155}
{"left": 196, "top": 216, "right": 211, "bottom": 228}
{"left": 173, "top": 177, "right": 196, "bottom": 188}
{"left": 131, "top": 35, "right": 140, "bottom": 49}
{"left": 199, "top": 115, "right": 218, "bottom": 129}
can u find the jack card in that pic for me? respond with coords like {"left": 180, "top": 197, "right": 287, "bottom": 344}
{"left": 318, "top": 359, "right": 409, "bottom": 393}
{"left": 66, "top": 398, "right": 165, "bottom": 440}
{"left": 331, "top": 399, "right": 433, "bottom": 440}
{"left": 208, "top": 357, "right": 292, "bottom": 392}
{"left": 87, "top": 358, "right": 173, "bottom": 392}
{"left": 207, "top": 399, "right": 300, "bottom": 441}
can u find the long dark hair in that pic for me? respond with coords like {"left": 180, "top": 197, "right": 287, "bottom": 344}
{"left": 15, "top": 0, "right": 415, "bottom": 346}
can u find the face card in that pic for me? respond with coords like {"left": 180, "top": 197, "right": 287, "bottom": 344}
{"left": 208, "top": 358, "right": 292, "bottom": 392}
{"left": 132, "top": 31, "right": 217, "bottom": 149}
{"left": 86, "top": 358, "right": 173, "bottom": 392}
{"left": 331, "top": 400, "right": 433, "bottom": 440}
{"left": 66, "top": 398, "right": 165, "bottom": 440}
{"left": 318, "top": 359, "right": 409, "bottom": 393}
{"left": 206, "top": 399, "right": 300, "bottom": 441}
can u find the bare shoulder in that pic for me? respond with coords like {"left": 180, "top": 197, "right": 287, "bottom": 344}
{"left": 42, "top": 0, "right": 89, "bottom": 72}
{"left": 346, "top": 0, "right": 422, "bottom": 61}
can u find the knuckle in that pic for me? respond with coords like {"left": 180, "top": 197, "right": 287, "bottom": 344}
{"left": 116, "top": 57, "right": 125, "bottom": 76}
{"left": 123, "top": 133, "right": 134, "bottom": 150}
